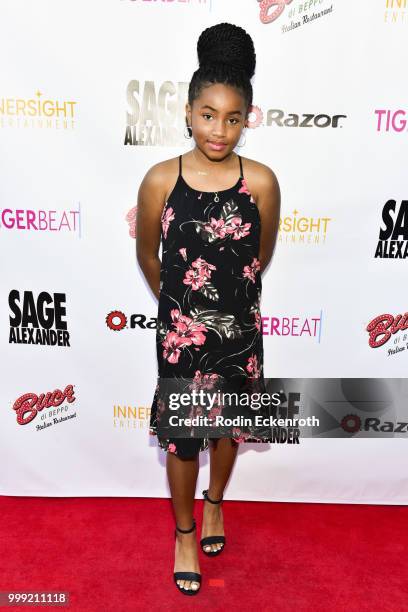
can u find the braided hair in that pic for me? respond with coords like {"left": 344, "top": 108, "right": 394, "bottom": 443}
{"left": 188, "top": 22, "right": 256, "bottom": 111}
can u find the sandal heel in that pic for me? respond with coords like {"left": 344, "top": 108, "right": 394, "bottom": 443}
{"left": 174, "top": 518, "right": 201, "bottom": 595}
{"left": 200, "top": 490, "right": 226, "bottom": 556}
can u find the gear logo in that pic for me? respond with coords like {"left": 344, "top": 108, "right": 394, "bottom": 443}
{"left": 341, "top": 414, "right": 361, "bottom": 433}
{"left": 106, "top": 310, "right": 127, "bottom": 331}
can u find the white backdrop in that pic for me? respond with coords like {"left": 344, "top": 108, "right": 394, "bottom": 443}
{"left": 1, "top": 0, "right": 407, "bottom": 503}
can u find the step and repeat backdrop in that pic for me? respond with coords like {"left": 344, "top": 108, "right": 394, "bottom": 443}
{"left": 1, "top": 0, "right": 407, "bottom": 502}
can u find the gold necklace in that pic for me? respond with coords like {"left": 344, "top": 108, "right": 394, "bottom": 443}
{"left": 192, "top": 148, "right": 234, "bottom": 172}
{"left": 191, "top": 149, "right": 235, "bottom": 202}
{"left": 192, "top": 149, "right": 209, "bottom": 175}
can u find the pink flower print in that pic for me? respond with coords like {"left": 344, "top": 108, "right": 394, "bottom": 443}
{"left": 192, "top": 370, "right": 219, "bottom": 390}
{"left": 170, "top": 309, "right": 208, "bottom": 347}
{"left": 183, "top": 267, "right": 208, "bottom": 290}
{"left": 204, "top": 217, "right": 229, "bottom": 239}
{"left": 170, "top": 309, "right": 198, "bottom": 327}
{"left": 252, "top": 257, "right": 261, "bottom": 273}
{"left": 232, "top": 427, "right": 251, "bottom": 443}
{"left": 254, "top": 310, "right": 261, "bottom": 332}
{"left": 243, "top": 264, "right": 255, "bottom": 283}
{"left": 246, "top": 354, "right": 260, "bottom": 378}
{"left": 243, "top": 257, "right": 261, "bottom": 283}
{"left": 184, "top": 257, "right": 217, "bottom": 289}
{"left": 170, "top": 308, "right": 181, "bottom": 322}
{"left": 161, "top": 205, "right": 175, "bottom": 239}
{"left": 238, "top": 178, "right": 251, "bottom": 196}
{"left": 226, "top": 216, "right": 252, "bottom": 240}
{"left": 162, "top": 310, "right": 208, "bottom": 363}
{"left": 179, "top": 247, "right": 187, "bottom": 261}
{"left": 208, "top": 405, "right": 222, "bottom": 421}
{"left": 238, "top": 178, "right": 256, "bottom": 204}
{"left": 191, "top": 257, "right": 217, "bottom": 278}
{"left": 168, "top": 443, "right": 177, "bottom": 453}
{"left": 162, "top": 331, "right": 192, "bottom": 364}
{"left": 176, "top": 320, "right": 207, "bottom": 346}
{"left": 193, "top": 370, "right": 204, "bottom": 383}
{"left": 188, "top": 404, "right": 204, "bottom": 420}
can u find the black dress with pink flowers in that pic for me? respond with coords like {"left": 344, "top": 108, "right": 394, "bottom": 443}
{"left": 149, "top": 154, "right": 271, "bottom": 458}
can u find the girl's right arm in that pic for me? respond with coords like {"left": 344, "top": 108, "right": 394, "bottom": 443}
{"left": 136, "top": 164, "right": 167, "bottom": 301}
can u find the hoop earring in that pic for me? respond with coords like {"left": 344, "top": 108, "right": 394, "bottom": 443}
{"left": 184, "top": 125, "right": 192, "bottom": 139}
{"left": 237, "top": 131, "right": 246, "bottom": 147}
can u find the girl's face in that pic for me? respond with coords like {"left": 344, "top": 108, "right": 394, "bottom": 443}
{"left": 186, "top": 83, "right": 248, "bottom": 158}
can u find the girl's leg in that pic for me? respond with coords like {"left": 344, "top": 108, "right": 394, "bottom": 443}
{"left": 201, "top": 438, "right": 239, "bottom": 553}
{"left": 167, "top": 451, "right": 201, "bottom": 592}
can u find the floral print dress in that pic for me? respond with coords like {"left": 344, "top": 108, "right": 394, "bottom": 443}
{"left": 149, "top": 154, "right": 271, "bottom": 458}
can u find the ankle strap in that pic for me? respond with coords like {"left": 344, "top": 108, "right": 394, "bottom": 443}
{"left": 175, "top": 517, "right": 196, "bottom": 534}
{"left": 202, "top": 489, "right": 223, "bottom": 504}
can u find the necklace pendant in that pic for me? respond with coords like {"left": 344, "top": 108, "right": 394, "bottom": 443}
{"left": 214, "top": 192, "right": 219, "bottom": 203}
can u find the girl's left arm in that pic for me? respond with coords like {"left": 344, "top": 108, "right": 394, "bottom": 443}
{"left": 257, "top": 165, "right": 281, "bottom": 274}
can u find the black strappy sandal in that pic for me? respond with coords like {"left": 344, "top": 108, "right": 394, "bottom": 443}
{"left": 173, "top": 518, "right": 202, "bottom": 595}
{"left": 200, "top": 489, "right": 226, "bottom": 556}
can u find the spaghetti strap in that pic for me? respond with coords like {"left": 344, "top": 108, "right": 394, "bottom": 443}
{"left": 179, "top": 154, "right": 182, "bottom": 177}
{"left": 238, "top": 154, "right": 244, "bottom": 179}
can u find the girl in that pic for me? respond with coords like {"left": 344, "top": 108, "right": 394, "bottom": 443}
{"left": 136, "top": 22, "right": 280, "bottom": 595}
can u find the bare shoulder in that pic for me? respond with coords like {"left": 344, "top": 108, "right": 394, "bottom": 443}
{"left": 138, "top": 156, "right": 179, "bottom": 205}
{"left": 240, "top": 156, "right": 280, "bottom": 204}
{"left": 136, "top": 156, "right": 180, "bottom": 261}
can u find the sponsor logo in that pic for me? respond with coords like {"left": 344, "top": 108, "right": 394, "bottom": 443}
{"left": 13, "top": 385, "right": 76, "bottom": 428}
{"left": 1, "top": 204, "right": 81, "bottom": 234}
{"left": 375, "top": 109, "right": 408, "bottom": 132}
{"left": 262, "top": 312, "right": 323, "bottom": 341}
{"left": 0, "top": 91, "right": 77, "bottom": 130}
{"left": 341, "top": 413, "right": 408, "bottom": 434}
{"left": 366, "top": 311, "right": 408, "bottom": 355}
{"left": 9, "top": 290, "right": 70, "bottom": 347}
{"left": 257, "top": 0, "right": 334, "bottom": 33}
{"left": 266, "top": 109, "right": 346, "bottom": 128}
{"left": 384, "top": 0, "right": 407, "bottom": 23}
{"left": 375, "top": 199, "right": 408, "bottom": 259}
{"left": 113, "top": 404, "right": 151, "bottom": 429}
{"left": 279, "top": 209, "right": 332, "bottom": 245}
{"left": 106, "top": 309, "right": 156, "bottom": 331}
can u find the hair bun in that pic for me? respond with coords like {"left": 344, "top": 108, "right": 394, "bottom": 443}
{"left": 197, "top": 22, "right": 256, "bottom": 80}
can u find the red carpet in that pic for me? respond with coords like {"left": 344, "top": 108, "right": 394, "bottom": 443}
{"left": 1, "top": 496, "right": 407, "bottom": 611}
